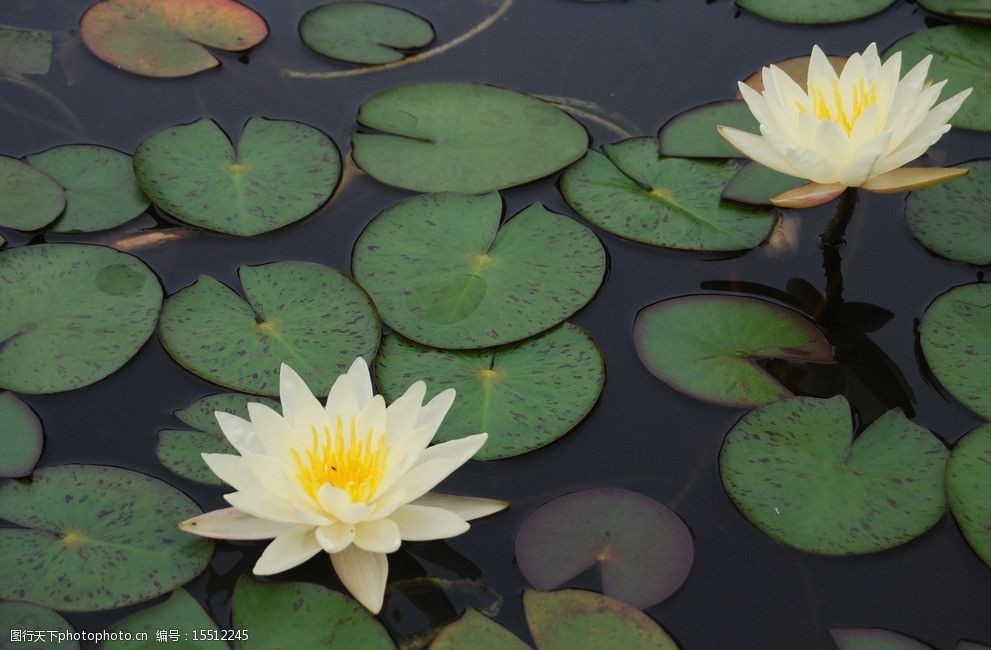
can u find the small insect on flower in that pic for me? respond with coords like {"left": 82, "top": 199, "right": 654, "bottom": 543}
{"left": 178, "top": 358, "right": 507, "bottom": 613}
{"left": 718, "top": 43, "right": 972, "bottom": 208}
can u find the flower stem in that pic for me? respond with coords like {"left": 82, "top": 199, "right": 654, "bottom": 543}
{"left": 820, "top": 187, "right": 858, "bottom": 248}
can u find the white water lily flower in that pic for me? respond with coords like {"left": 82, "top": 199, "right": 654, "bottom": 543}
{"left": 179, "top": 358, "right": 507, "bottom": 613}
{"left": 718, "top": 43, "right": 972, "bottom": 208}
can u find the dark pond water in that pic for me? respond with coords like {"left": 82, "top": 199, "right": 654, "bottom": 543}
{"left": 2, "top": 0, "right": 990, "bottom": 648}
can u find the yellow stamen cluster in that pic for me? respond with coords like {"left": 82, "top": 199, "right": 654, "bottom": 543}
{"left": 291, "top": 416, "right": 392, "bottom": 503}
{"left": 803, "top": 78, "right": 878, "bottom": 135}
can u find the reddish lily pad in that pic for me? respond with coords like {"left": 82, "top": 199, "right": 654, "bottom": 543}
{"left": 515, "top": 489, "right": 693, "bottom": 609}
{"left": 0, "top": 391, "right": 43, "bottom": 478}
{"left": 80, "top": 0, "right": 268, "bottom": 78}
{"left": 831, "top": 628, "right": 934, "bottom": 650}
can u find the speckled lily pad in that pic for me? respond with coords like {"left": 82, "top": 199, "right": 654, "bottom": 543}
{"left": 300, "top": 2, "right": 433, "bottom": 64}
{"left": 0, "top": 244, "right": 163, "bottom": 394}
{"left": 946, "top": 424, "right": 991, "bottom": 568}
{"left": 104, "top": 590, "right": 219, "bottom": 648}
{"left": 133, "top": 117, "right": 340, "bottom": 236}
{"left": 353, "top": 193, "right": 604, "bottom": 349}
{"left": 917, "top": 0, "right": 991, "bottom": 24}
{"left": 561, "top": 138, "right": 776, "bottom": 251}
{"left": 0, "top": 464, "right": 213, "bottom": 611}
{"left": 920, "top": 283, "right": 991, "bottom": 419}
{"left": 429, "top": 609, "right": 529, "bottom": 650}
{"left": 374, "top": 323, "right": 604, "bottom": 459}
{"left": 722, "top": 162, "right": 804, "bottom": 206}
{"left": 0, "top": 155, "right": 64, "bottom": 231}
{"left": 0, "top": 391, "right": 43, "bottom": 478}
{"left": 720, "top": 396, "right": 948, "bottom": 555}
{"left": 736, "top": 0, "right": 896, "bottom": 24}
{"left": 0, "top": 602, "right": 77, "bottom": 649}
{"left": 158, "top": 261, "right": 380, "bottom": 396}
{"left": 831, "top": 628, "right": 934, "bottom": 650}
{"left": 658, "top": 101, "right": 756, "bottom": 159}
{"left": 906, "top": 160, "right": 990, "bottom": 265}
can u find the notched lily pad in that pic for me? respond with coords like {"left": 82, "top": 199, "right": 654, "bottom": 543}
{"left": 906, "top": 160, "right": 990, "bottom": 266}
{"left": 80, "top": 0, "right": 268, "bottom": 78}
{"left": 375, "top": 323, "right": 604, "bottom": 459}
{"left": 831, "top": 628, "right": 934, "bottom": 650}
{"left": 917, "top": 0, "right": 991, "bottom": 24}
{"left": 353, "top": 193, "right": 604, "bottom": 349}
{"left": 104, "top": 589, "right": 219, "bottom": 648}
{"left": 736, "top": 0, "right": 896, "bottom": 24}
{"left": 515, "top": 488, "right": 693, "bottom": 609}
{"left": 429, "top": 609, "right": 529, "bottom": 650}
{"left": 561, "top": 138, "right": 777, "bottom": 251}
{"left": 634, "top": 295, "right": 833, "bottom": 407}
{"left": 0, "top": 391, "right": 43, "bottom": 477}
{"left": 0, "top": 155, "right": 65, "bottom": 231}
{"left": 0, "top": 464, "right": 213, "bottom": 611}
{"left": 0, "top": 602, "right": 77, "bottom": 649}
{"left": 722, "top": 162, "right": 805, "bottom": 206}
{"left": 658, "top": 101, "right": 756, "bottom": 159}
{"left": 720, "top": 396, "right": 948, "bottom": 555}
{"left": 158, "top": 260, "right": 380, "bottom": 396}
{"left": 352, "top": 82, "right": 588, "bottom": 193}
{"left": 920, "top": 283, "right": 991, "bottom": 419}
{"left": 27, "top": 145, "right": 149, "bottom": 233}
{"left": 300, "top": 2, "right": 434, "bottom": 65}
{"left": 0, "top": 243, "right": 163, "bottom": 394}
{"left": 946, "top": 424, "right": 991, "bottom": 568}
{"left": 0, "top": 23, "right": 53, "bottom": 75}
{"left": 134, "top": 117, "right": 340, "bottom": 236}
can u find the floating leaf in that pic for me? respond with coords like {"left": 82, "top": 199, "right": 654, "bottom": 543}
{"left": 80, "top": 0, "right": 268, "bottom": 78}
{"left": 831, "top": 628, "right": 934, "bottom": 650}
{"left": 515, "top": 489, "right": 693, "bottom": 609}
{"left": 560, "top": 139, "right": 777, "bottom": 251}
{"left": 736, "top": 0, "right": 896, "bottom": 24}
{"left": 159, "top": 261, "right": 379, "bottom": 396}
{"left": 0, "top": 602, "right": 77, "bottom": 649}
{"left": 429, "top": 609, "right": 529, "bottom": 650}
{"left": 0, "top": 464, "right": 212, "bottom": 611}
{"left": 920, "top": 283, "right": 991, "bottom": 419}
{"left": 352, "top": 82, "right": 588, "bottom": 193}
{"left": 232, "top": 577, "right": 394, "bottom": 649}
{"left": 300, "top": 2, "right": 433, "bottom": 64}
{"left": 375, "top": 323, "right": 604, "bottom": 459}
{"left": 906, "top": 160, "right": 990, "bottom": 265}
{"left": 722, "top": 162, "right": 804, "bottom": 206}
{"left": 720, "top": 396, "right": 948, "bottom": 554}
{"left": 634, "top": 295, "right": 832, "bottom": 407}
{"left": 0, "top": 155, "right": 64, "bottom": 231}
{"left": 524, "top": 589, "right": 678, "bottom": 650}
{"left": 353, "top": 193, "right": 604, "bottom": 349}
{"left": 0, "top": 244, "right": 163, "bottom": 394}
{"left": 27, "top": 145, "right": 148, "bottom": 233}
{"left": 739, "top": 54, "right": 846, "bottom": 96}
{"left": 0, "top": 391, "right": 43, "bottom": 478}
{"left": 158, "top": 393, "right": 280, "bottom": 484}
{"left": 917, "top": 0, "right": 991, "bottom": 24}
{"left": 0, "top": 23, "right": 52, "bottom": 75}
{"left": 103, "top": 590, "right": 219, "bottom": 649}
{"left": 658, "top": 101, "right": 756, "bottom": 158}
{"left": 887, "top": 26, "right": 991, "bottom": 132}
{"left": 134, "top": 117, "right": 340, "bottom": 236}
{"left": 946, "top": 424, "right": 991, "bottom": 568}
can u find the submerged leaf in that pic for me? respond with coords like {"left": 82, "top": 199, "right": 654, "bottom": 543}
{"left": 300, "top": 2, "right": 433, "bottom": 64}
{"left": 0, "top": 23, "right": 52, "bottom": 75}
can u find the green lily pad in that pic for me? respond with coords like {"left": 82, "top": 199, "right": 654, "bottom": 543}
{"left": 658, "top": 101, "right": 756, "bottom": 159}
{"left": 917, "top": 0, "right": 991, "bottom": 23}
{"left": 720, "top": 395, "right": 948, "bottom": 555}
{"left": 0, "top": 602, "right": 78, "bottom": 649}
{"left": 158, "top": 392, "right": 280, "bottom": 485}
{"left": 946, "top": 424, "right": 991, "bottom": 568}
{"left": 232, "top": 577, "right": 394, "bottom": 649}
{"left": 103, "top": 590, "right": 219, "bottom": 649}
{"left": 634, "top": 295, "right": 833, "bottom": 407}
{"left": 133, "top": 117, "right": 340, "bottom": 236}
{"left": 906, "top": 160, "right": 990, "bottom": 265}
{"left": 80, "top": 0, "right": 268, "bottom": 78}
{"left": 920, "top": 283, "right": 991, "bottom": 419}
{"left": 429, "top": 609, "right": 529, "bottom": 650}
{"left": 831, "top": 628, "right": 934, "bottom": 650}
{"left": 26, "top": 145, "right": 148, "bottom": 233}
{"left": 0, "top": 155, "right": 64, "bottom": 231}
{"left": 722, "top": 162, "right": 805, "bottom": 206}
{"left": 159, "top": 260, "right": 380, "bottom": 396}
{"left": 374, "top": 323, "right": 604, "bottom": 459}
{"left": 736, "top": 0, "right": 896, "bottom": 24}
{"left": 352, "top": 82, "right": 588, "bottom": 193}
{"left": 0, "top": 243, "right": 163, "bottom": 394}
{"left": 0, "top": 391, "right": 43, "bottom": 478}
{"left": 300, "top": 2, "right": 433, "bottom": 65}
{"left": 0, "top": 464, "right": 213, "bottom": 611}
{"left": 353, "top": 193, "right": 604, "bottom": 349}
{"left": 0, "top": 23, "right": 52, "bottom": 75}
{"left": 515, "top": 489, "right": 693, "bottom": 609}
{"left": 524, "top": 589, "right": 678, "bottom": 650}
{"left": 561, "top": 139, "right": 776, "bottom": 251}
{"left": 887, "top": 26, "right": 991, "bottom": 132}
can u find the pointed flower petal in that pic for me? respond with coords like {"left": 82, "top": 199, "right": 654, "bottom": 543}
{"left": 330, "top": 546, "right": 389, "bottom": 614}
{"left": 862, "top": 167, "right": 969, "bottom": 193}
{"left": 253, "top": 526, "right": 322, "bottom": 575}
{"left": 771, "top": 182, "right": 848, "bottom": 208}
{"left": 179, "top": 507, "right": 295, "bottom": 540}
{"left": 410, "top": 492, "right": 509, "bottom": 521}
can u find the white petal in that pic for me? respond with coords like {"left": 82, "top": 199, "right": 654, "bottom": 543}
{"left": 377, "top": 458, "right": 464, "bottom": 506}
{"left": 808, "top": 45, "right": 839, "bottom": 86}
{"left": 384, "top": 380, "right": 426, "bottom": 444}
{"left": 353, "top": 518, "right": 402, "bottom": 553}
{"left": 347, "top": 357, "right": 374, "bottom": 408}
{"left": 317, "top": 484, "right": 373, "bottom": 524}
{"left": 716, "top": 126, "right": 800, "bottom": 177}
{"left": 330, "top": 546, "right": 388, "bottom": 614}
{"left": 215, "top": 412, "right": 263, "bottom": 455}
{"left": 410, "top": 492, "right": 509, "bottom": 521}
{"left": 390, "top": 505, "right": 470, "bottom": 541}
{"left": 247, "top": 402, "right": 293, "bottom": 455}
{"left": 416, "top": 433, "right": 488, "bottom": 466}
{"left": 225, "top": 489, "right": 306, "bottom": 524}
{"left": 279, "top": 364, "right": 328, "bottom": 431}
{"left": 862, "top": 43, "right": 881, "bottom": 78}
{"left": 881, "top": 87, "right": 971, "bottom": 173}
{"left": 253, "top": 525, "right": 322, "bottom": 575}
{"left": 416, "top": 388, "right": 456, "bottom": 430}
{"left": 355, "top": 394, "right": 387, "bottom": 441}
{"left": 179, "top": 507, "right": 295, "bottom": 540}
{"left": 316, "top": 523, "right": 356, "bottom": 553}
{"left": 738, "top": 82, "right": 775, "bottom": 128}
{"left": 839, "top": 130, "right": 893, "bottom": 187}
{"left": 325, "top": 372, "right": 360, "bottom": 420}
{"left": 202, "top": 453, "right": 258, "bottom": 491}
